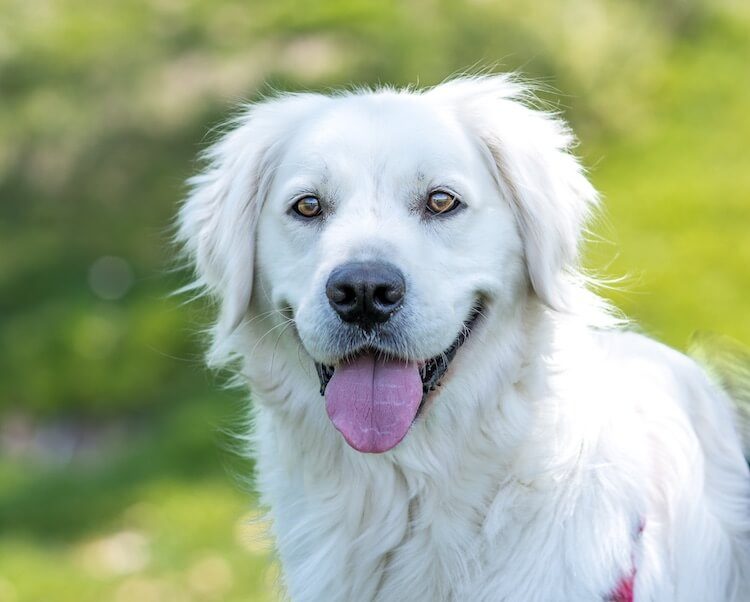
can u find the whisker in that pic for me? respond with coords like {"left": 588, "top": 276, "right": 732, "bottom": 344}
{"left": 249, "top": 318, "right": 295, "bottom": 359}
{"left": 269, "top": 321, "right": 294, "bottom": 374}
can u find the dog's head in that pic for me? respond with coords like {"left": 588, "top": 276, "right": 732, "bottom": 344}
{"left": 177, "top": 75, "right": 599, "bottom": 453}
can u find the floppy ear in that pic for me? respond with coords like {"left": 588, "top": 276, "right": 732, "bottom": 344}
{"left": 176, "top": 93, "right": 328, "bottom": 359}
{"left": 429, "top": 75, "right": 599, "bottom": 311}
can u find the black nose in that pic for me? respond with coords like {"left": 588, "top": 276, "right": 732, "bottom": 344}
{"left": 326, "top": 261, "right": 406, "bottom": 328}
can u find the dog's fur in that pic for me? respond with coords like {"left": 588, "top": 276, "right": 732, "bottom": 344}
{"left": 177, "top": 75, "right": 750, "bottom": 601}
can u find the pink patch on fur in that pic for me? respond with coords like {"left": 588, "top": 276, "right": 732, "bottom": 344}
{"left": 608, "top": 519, "right": 643, "bottom": 601}
{"left": 609, "top": 572, "right": 635, "bottom": 602}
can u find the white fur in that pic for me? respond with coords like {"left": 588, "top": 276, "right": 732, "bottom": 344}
{"left": 177, "top": 75, "right": 750, "bottom": 601}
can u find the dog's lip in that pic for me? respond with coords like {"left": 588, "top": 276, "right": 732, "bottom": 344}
{"left": 314, "top": 300, "right": 484, "bottom": 399}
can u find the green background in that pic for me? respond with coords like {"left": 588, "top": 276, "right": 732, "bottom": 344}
{"left": 1, "top": 1, "right": 748, "bottom": 600}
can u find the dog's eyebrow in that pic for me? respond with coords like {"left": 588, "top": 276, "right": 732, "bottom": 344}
{"left": 276, "top": 161, "right": 331, "bottom": 196}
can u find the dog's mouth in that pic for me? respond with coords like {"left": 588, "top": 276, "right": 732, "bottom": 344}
{"left": 314, "top": 302, "right": 483, "bottom": 454}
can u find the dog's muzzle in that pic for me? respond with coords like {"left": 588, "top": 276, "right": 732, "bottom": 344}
{"left": 314, "top": 300, "right": 484, "bottom": 454}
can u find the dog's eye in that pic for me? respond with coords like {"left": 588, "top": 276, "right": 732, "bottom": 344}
{"left": 426, "top": 190, "right": 461, "bottom": 215}
{"left": 292, "top": 195, "right": 322, "bottom": 218}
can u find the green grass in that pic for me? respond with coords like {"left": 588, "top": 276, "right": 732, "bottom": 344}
{"left": 585, "top": 15, "right": 750, "bottom": 348}
{"left": 0, "top": 398, "right": 278, "bottom": 602}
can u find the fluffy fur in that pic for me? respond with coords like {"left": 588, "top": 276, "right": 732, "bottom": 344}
{"left": 177, "top": 75, "right": 750, "bottom": 601}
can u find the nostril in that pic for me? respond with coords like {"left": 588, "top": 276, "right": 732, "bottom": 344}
{"left": 374, "top": 284, "right": 404, "bottom": 307}
{"left": 330, "top": 284, "right": 355, "bottom": 306}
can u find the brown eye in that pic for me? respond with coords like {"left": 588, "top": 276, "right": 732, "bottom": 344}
{"left": 293, "top": 195, "right": 322, "bottom": 218}
{"left": 426, "top": 190, "right": 461, "bottom": 215}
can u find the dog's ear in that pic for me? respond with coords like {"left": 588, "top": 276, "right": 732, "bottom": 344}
{"left": 176, "top": 94, "right": 327, "bottom": 355}
{"left": 429, "top": 75, "right": 599, "bottom": 311}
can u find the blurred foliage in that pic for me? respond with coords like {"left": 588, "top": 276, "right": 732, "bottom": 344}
{"left": 0, "top": 0, "right": 749, "bottom": 600}
{"left": 2, "top": 0, "right": 749, "bottom": 414}
{"left": 0, "top": 398, "right": 276, "bottom": 602}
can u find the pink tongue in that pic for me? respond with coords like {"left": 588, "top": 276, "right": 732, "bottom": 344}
{"left": 325, "top": 354, "right": 423, "bottom": 453}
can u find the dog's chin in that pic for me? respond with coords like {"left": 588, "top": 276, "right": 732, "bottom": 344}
{"left": 308, "top": 301, "right": 484, "bottom": 454}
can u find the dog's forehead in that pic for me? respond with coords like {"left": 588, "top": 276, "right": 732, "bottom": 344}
{"left": 281, "top": 93, "right": 478, "bottom": 177}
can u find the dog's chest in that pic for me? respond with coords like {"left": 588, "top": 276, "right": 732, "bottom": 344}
{"left": 269, "top": 462, "right": 636, "bottom": 602}
{"left": 255, "top": 397, "right": 639, "bottom": 601}
{"left": 369, "top": 479, "right": 631, "bottom": 602}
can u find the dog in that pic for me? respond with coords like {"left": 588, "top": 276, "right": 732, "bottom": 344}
{"left": 176, "top": 75, "right": 750, "bottom": 601}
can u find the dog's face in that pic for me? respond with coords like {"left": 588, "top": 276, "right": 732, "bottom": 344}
{"left": 258, "top": 94, "right": 522, "bottom": 362}
{"left": 255, "top": 95, "right": 525, "bottom": 451}
{"left": 178, "top": 76, "right": 598, "bottom": 454}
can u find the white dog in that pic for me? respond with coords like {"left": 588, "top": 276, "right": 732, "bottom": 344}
{"left": 177, "top": 75, "right": 750, "bottom": 601}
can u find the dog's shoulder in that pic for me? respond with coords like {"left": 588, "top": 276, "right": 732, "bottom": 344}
{"left": 592, "top": 328, "right": 715, "bottom": 395}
